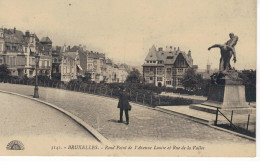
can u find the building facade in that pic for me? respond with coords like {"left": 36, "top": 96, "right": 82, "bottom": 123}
{"left": 0, "top": 27, "right": 52, "bottom": 78}
{"left": 143, "top": 45, "right": 194, "bottom": 88}
{"left": 51, "top": 49, "right": 80, "bottom": 82}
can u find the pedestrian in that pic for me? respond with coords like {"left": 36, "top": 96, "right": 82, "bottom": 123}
{"left": 117, "top": 86, "right": 131, "bottom": 125}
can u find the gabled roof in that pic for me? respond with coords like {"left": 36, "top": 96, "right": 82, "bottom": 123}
{"left": 144, "top": 45, "right": 193, "bottom": 67}
{"left": 40, "top": 36, "right": 52, "bottom": 43}
{"left": 145, "top": 45, "right": 157, "bottom": 61}
{"left": 106, "top": 58, "right": 113, "bottom": 64}
{"left": 62, "top": 51, "right": 78, "bottom": 60}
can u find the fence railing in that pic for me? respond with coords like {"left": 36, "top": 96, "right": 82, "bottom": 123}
{"left": 214, "top": 107, "right": 256, "bottom": 137}
{"left": 0, "top": 78, "right": 198, "bottom": 107}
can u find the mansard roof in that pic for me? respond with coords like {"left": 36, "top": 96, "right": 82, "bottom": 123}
{"left": 3, "top": 28, "right": 24, "bottom": 44}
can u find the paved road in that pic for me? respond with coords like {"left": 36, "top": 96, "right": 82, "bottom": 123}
{"left": 0, "top": 91, "right": 98, "bottom": 143}
{"left": 0, "top": 83, "right": 255, "bottom": 145}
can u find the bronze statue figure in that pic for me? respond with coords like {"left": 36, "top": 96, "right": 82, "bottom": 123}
{"left": 208, "top": 33, "right": 238, "bottom": 72}
{"left": 208, "top": 44, "right": 235, "bottom": 71}
{"left": 225, "top": 33, "right": 238, "bottom": 63}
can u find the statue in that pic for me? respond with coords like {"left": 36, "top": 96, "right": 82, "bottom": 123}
{"left": 208, "top": 44, "right": 235, "bottom": 72}
{"left": 225, "top": 33, "right": 238, "bottom": 63}
{"left": 208, "top": 33, "right": 238, "bottom": 72}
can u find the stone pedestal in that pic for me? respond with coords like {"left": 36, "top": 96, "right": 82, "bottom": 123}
{"left": 202, "top": 77, "right": 250, "bottom": 109}
{"left": 190, "top": 70, "right": 250, "bottom": 112}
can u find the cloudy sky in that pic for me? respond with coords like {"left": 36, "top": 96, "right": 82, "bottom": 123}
{"left": 0, "top": 0, "right": 256, "bottom": 70}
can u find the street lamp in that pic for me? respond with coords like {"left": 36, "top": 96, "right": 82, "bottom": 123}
{"left": 33, "top": 54, "right": 40, "bottom": 98}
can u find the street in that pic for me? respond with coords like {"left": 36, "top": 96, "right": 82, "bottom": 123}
{"left": 0, "top": 83, "right": 255, "bottom": 145}
{"left": 0, "top": 91, "right": 98, "bottom": 143}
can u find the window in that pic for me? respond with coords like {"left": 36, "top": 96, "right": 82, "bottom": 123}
{"left": 25, "top": 48, "right": 27, "bottom": 53}
{"left": 158, "top": 60, "right": 163, "bottom": 64}
{"left": 177, "top": 78, "right": 183, "bottom": 85}
{"left": 150, "top": 77, "right": 153, "bottom": 80}
{"left": 173, "top": 78, "right": 177, "bottom": 86}
{"left": 157, "top": 67, "right": 164, "bottom": 75}
{"left": 0, "top": 59, "right": 2, "bottom": 64}
{"left": 167, "top": 68, "right": 171, "bottom": 73}
{"left": 178, "top": 68, "right": 183, "bottom": 73}
{"left": 6, "top": 45, "right": 10, "bottom": 50}
{"left": 166, "top": 81, "right": 171, "bottom": 85}
{"left": 146, "top": 61, "right": 149, "bottom": 63}
{"left": 145, "top": 68, "right": 150, "bottom": 73}
{"left": 172, "top": 69, "right": 177, "bottom": 75}
{"left": 157, "top": 77, "right": 162, "bottom": 81}
{"left": 150, "top": 61, "right": 152, "bottom": 63}
{"left": 153, "top": 61, "right": 156, "bottom": 63}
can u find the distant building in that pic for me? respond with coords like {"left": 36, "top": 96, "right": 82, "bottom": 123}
{"left": 197, "top": 64, "right": 218, "bottom": 79}
{"left": 51, "top": 49, "right": 80, "bottom": 82}
{"left": 143, "top": 45, "right": 194, "bottom": 88}
{"left": 0, "top": 27, "right": 52, "bottom": 78}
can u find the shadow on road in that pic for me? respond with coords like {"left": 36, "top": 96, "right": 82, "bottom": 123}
{"left": 107, "top": 119, "right": 121, "bottom": 123}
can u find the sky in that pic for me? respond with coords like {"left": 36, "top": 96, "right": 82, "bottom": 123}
{"left": 0, "top": 0, "right": 256, "bottom": 70}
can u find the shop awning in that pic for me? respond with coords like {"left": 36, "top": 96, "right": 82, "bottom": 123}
{"left": 77, "top": 64, "right": 83, "bottom": 70}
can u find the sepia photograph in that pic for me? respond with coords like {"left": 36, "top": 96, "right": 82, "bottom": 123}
{"left": 0, "top": 0, "right": 257, "bottom": 158}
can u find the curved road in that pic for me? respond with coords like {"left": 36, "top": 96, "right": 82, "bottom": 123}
{"left": 0, "top": 92, "right": 98, "bottom": 143}
{"left": 0, "top": 83, "right": 255, "bottom": 145}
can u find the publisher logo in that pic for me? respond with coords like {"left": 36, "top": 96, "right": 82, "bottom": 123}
{"left": 6, "top": 140, "right": 24, "bottom": 150}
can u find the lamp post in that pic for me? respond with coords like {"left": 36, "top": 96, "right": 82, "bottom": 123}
{"left": 33, "top": 54, "right": 40, "bottom": 98}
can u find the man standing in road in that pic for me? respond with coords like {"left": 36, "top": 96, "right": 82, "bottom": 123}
{"left": 117, "top": 87, "right": 131, "bottom": 125}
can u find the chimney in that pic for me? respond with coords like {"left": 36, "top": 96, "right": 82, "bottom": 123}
{"left": 14, "top": 27, "right": 16, "bottom": 33}
{"left": 174, "top": 47, "right": 176, "bottom": 51}
{"left": 177, "top": 47, "right": 179, "bottom": 51}
{"left": 188, "top": 50, "right": 191, "bottom": 57}
{"left": 67, "top": 45, "right": 70, "bottom": 51}
{"left": 25, "top": 30, "right": 30, "bottom": 36}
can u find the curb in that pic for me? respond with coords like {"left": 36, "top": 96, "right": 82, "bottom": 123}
{"left": 155, "top": 106, "right": 256, "bottom": 142}
{"left": 0, "top": 89, "right": 113, "bottom": 146}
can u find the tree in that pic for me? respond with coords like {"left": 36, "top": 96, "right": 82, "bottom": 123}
{"left": 77, "top": 72, "right": 92, "bottom": 83}
{"left": 126, "top": 68, "right": 141, "bottom": 83}
{"left": 0, "top": 64, "right": 11, "bottom": 79}
{"left": 239, "top": 70, "right": 256, "bottom": 102}
{"left": 181, "top": 68, "right": 203, "bottom": 91}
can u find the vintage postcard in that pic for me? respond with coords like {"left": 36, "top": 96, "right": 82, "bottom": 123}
{"left": 0, "top": 0, "right": 257, "bottom": 157}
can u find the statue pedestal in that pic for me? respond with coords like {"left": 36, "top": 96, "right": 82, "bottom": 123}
{"left": 190, "top": 71, "right": 251, "bottom": 115}
{"left": 202, "top": 76, "right": 250, "bottom": 109}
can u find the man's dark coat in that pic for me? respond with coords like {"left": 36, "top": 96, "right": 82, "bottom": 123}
{"left": 117, "top": 91, "right": 131, "bottom": 110}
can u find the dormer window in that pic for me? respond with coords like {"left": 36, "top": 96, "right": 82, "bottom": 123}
{"left": 158, "top": 60, "right": 163, "bottom": 64}
{"left": 153, "top": 61, "right": 156, "bottom": 63}
{"left": 146, "top": 61, "right": 149, "bottom": 63}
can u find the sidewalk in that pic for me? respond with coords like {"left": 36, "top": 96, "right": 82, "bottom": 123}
{"left": 0, "top": 83, "right": 255, "bottom": 145}
{"left": 160, "top": 92, "right": 207, "bottom": 101}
